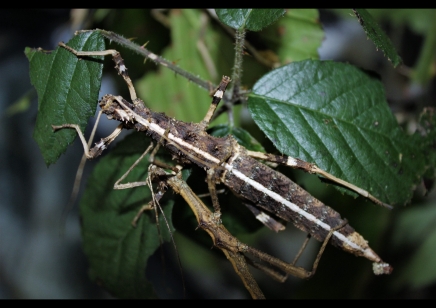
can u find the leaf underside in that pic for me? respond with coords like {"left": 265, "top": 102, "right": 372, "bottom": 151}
{"left": 353, "top": 9, "right": 402, "bottom": 67}
{"left": 25, "top": 32, "right": 105, "bottom": 166}
{"left": 248, "top": 60, "right": 426, "bottom": 205}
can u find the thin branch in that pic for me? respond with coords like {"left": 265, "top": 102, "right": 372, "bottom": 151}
{"left": 76, "top": 29, "right": 214, "bottom": 91}
{"left": 206, "top": 9, "right": 276, "bottom": 68}
{"left": 231, "top": 28, "right": 246, "bottom": 99}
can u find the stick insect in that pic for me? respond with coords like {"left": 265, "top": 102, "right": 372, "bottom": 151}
{"left": 52, "top": 37, "right": 392, "bottom": 290}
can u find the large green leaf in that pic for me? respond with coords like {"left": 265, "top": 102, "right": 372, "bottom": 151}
{"left": 216, "top": 9, "right": 285, "bottom": 31}
{"left": 25, "top": 31, "right": 105, "bottom": 166}
{"left": 277, "top": 9, "right": 323, "bottom": 62}
{"left": 248, "top": 60, "right": 427, "bottom": 206}
{"left": 80, "top": 133, "right": 174, "bottom": 298}
{"left": 136, "top": 9, "right": 233, "bottom": 124}
{"left": 353, "top": 9, "right": 402, "bottom": 67}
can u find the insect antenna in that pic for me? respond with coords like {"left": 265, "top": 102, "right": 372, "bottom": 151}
{"left": 146, "top": 169, "right": 186, "bottom": 298}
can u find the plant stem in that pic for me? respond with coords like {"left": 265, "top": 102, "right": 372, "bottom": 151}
{"left": 231, "top": 28, "right": 246, "bottom": 99}
{"left": 223, "top": 27, "right": 247, "bottom": 128}
{"left": 78, "top": 29, "right": 214, "bottom": 91}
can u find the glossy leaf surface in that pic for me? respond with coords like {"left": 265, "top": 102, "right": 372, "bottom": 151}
{"left": 248, "top": 60, "right": 426, "bottom": 205}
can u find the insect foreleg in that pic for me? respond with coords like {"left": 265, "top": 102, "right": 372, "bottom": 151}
{"left": 59, "top": 42, "right": 141, "bottom": 105}
{"left": 113, "top": 142, "right": 155, "bottom": 190}
{"left": 52, "top": 123, "right": 123, "bottom": 159}
{"left": 199, "top": 75, "right": 231, "bottom": 130}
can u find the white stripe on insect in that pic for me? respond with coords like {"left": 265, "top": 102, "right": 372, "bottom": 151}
{"left": 214, "top": 90, "right": 224, "bottom": 99}
{"left": 225, "top": 165, "right": 370, "bottom": 256}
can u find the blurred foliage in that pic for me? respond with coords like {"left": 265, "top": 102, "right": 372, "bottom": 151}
{"left": 332, "top": 9, "right": 436, "bottom": 86}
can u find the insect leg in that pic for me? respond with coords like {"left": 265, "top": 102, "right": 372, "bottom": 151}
{"left": 154, "top": 165, "right": 264, "bottom": 298}
{"left": 242, "top": 219, "right": 349, "bottom": 281}
{"left": 59, "top": 42, "right": 141, "bottom": 106}
{"left": 52, "top": 123, "right": 123, "bottom": 159}
{"left": 59, "top": 110, "right": 104, "bottom": 235}
{"left": 222, "top": 249, "right": 265, "bottom": 299}
{"left": 113, "top": 143, "right": 155, "bottom": 190}
{"left": 199, "top": 75, "right": 231, "bottom": 130}
{"left": 245, "top": 150, "right": 393, "bottom": 209}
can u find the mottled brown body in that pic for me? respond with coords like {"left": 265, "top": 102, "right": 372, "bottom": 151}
{"left": 99, "top": 94, "right": 385, "bottom": 265}
{"left": 101, "top": 95, "right": 234, "bottom": 168}
{"left": 223, "top": 144, "right": 357, "bottom": 251}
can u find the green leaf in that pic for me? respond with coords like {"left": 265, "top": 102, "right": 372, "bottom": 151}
{"left": 367, "top": 9, "right": 436, "bottom": 36}
{"left": 418, "top": 108, "right": 436, "bottom": 169}
{"left": 401, "top": 229, "right": 436, "bottom": 288}
{"left": 216, "top": 9, "right": 285, "bottom": 31}
{"left": 208, "top": 124, "right": 265, "bottom": 152}
{"left": 80, "top": 132, "right": 174, "bottom": 298}
{"left": 393, "top": 202, "right": 436, "bottom": 289}
{"left": 393, "top": 202, "right": 436, "bottom": 248}
{"left": 353, "top": 9, "right": 402, "bottom": 67}
{"left": 25, "top": 31, "right": 105, "bottom": 166}
{"left": 411, "top": 10, "right": 436, "bottom": 86}
{"left": 259, "top": 9, "right": 323, "bottom": 63}
{"left": 5, "top": 89, "right": 33, "bottom": 116}
{"left": 248, "top": 60, "right": 427, "bottom": 206}
{"left": 136, "top": 9, "right": 233, "bottom": 124}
